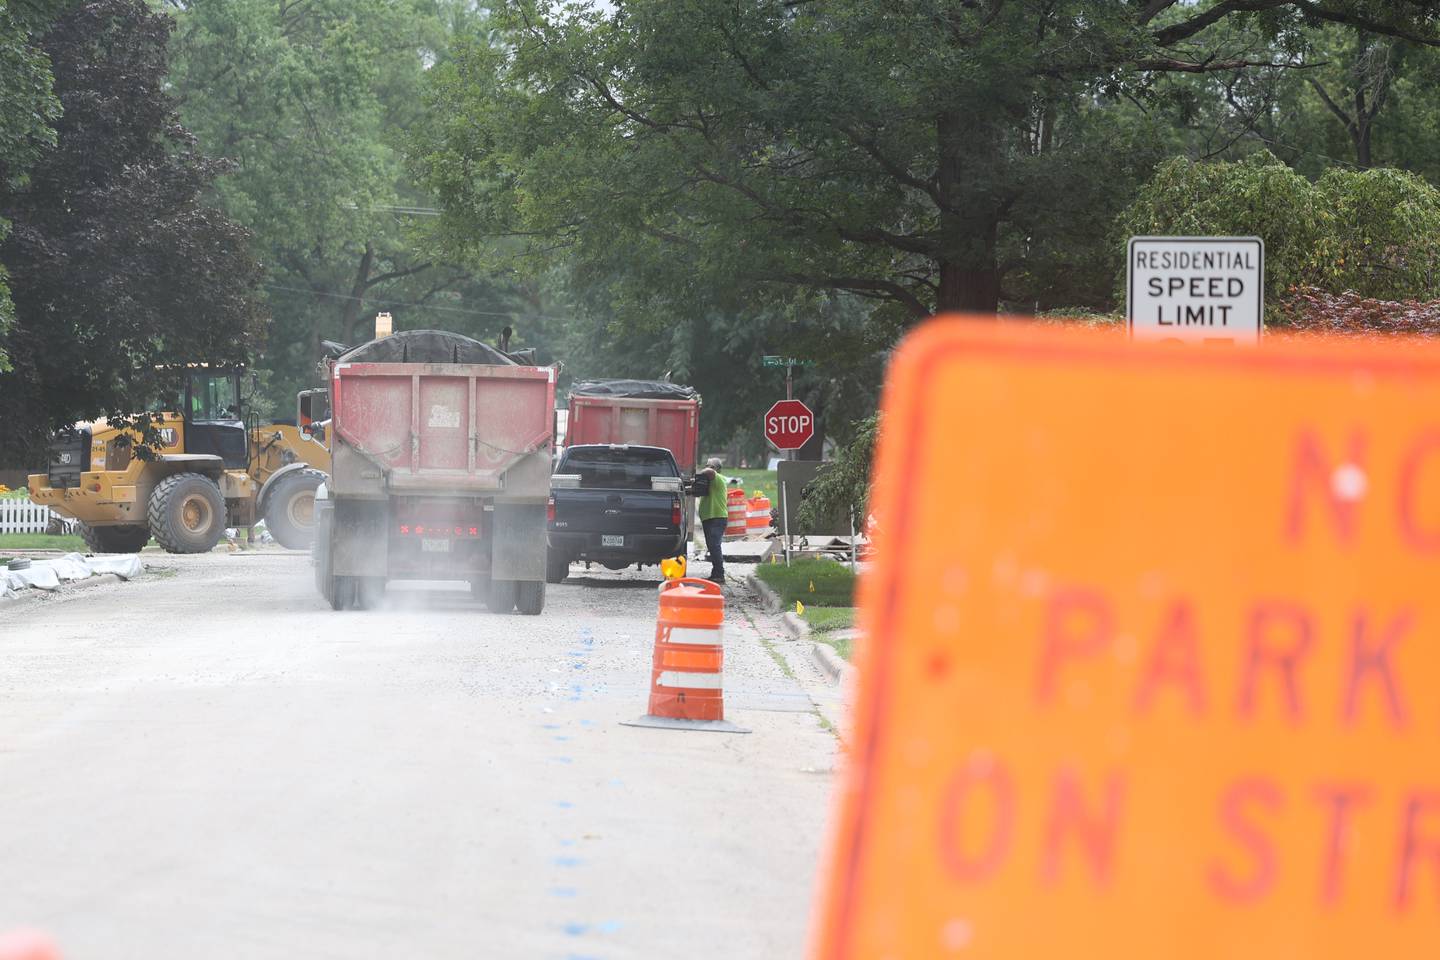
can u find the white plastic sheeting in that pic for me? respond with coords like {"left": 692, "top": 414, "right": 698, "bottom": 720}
{"left": 2, "top": 552, "right": 144, "bottom": 597}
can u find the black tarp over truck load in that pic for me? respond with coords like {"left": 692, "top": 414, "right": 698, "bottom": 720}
{"left": 313, "top": 330, "right": 557, "bottom": 613}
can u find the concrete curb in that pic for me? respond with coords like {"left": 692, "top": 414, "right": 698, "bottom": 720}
{"left": 812, "top": 641, "right": 850, "bottom": 683}
{"left": 781, "top": 610, "right": 810, "bottom": 639}
{"left": 746, "top": 573, "right": 784, "bottom": 613}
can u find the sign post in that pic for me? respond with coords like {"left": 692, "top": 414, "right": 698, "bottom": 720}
{"left": 812, "top": 317, "right": 1440, "bottom": 959}
{"left": 1127, "top": 236, "right": 1264, "bottom": 344}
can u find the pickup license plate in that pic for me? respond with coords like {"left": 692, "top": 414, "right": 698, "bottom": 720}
{"left": 421, "top": 538, "right": 451, "bottom": 553}
{"left": 601, "top": 534, "right": 624, "bottom": 547}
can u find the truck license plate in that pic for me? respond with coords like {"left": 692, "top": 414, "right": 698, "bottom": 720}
{"left": 421, "top": 538, "right": 451, "bottom": 553}
{"left": 601, "top": 534, "right": 624, "bottom": 547}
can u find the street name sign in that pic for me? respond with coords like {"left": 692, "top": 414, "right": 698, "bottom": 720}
{"left": 1127, "top": 236, "right": 1264, "bottom": 344}
{"left": 763, "top": 356, "right": 816, "bottom": 368}
{"left": 764, "top": 399, "right": 815, "bottom": 451}
{"left": 812, "top": 317, "right": 1440, "bottom": 960}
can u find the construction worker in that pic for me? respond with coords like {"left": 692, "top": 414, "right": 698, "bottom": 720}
{"left": 694, "top": 456, "right": 730, "bottom": 584}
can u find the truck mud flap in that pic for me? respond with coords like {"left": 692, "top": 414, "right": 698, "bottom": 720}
{"left": 332, "top": 499, "right": 390, "bottom": 577}
{"left": 491, "top": 503, "right": 545, "bottom": 581}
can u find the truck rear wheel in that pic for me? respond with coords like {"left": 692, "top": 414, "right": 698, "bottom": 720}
{"left": 516, "top": 579, "right": 546, "bottom": 616}
{"left": 486, "top": 578, "right": 517, "bottom": 613}
{"left": 78, "top": 522, "right": 151, "bottom": 554}
{"left": 147, "top": 473, "right": 225, "bottom": 554}
{"left": 544, "top": 548, "right": 569, "bottom": 584}
{"left": 263, "top": 469, "right": 325, "bottom": 550}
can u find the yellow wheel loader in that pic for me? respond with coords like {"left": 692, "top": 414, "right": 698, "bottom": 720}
{"left": 27, "top": 367, "right": 332, "bottom": 554}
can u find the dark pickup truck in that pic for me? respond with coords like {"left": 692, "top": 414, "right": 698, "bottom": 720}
{"left": 545, "top": 444, "right": 689, "bottom": 582}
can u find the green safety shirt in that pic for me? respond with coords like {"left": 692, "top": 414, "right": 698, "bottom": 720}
{"left": 698, "top": 470, "right": 729, "bottom": 521}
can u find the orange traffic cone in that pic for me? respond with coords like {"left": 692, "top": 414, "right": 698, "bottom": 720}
{"left": 621, "top": 577, "right": 749, "bottom": 733}
{"left": 0, "top": 930, "right": 61, "bottom": 960}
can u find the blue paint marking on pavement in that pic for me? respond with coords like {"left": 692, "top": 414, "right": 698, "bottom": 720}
{"left": 607, "top": 778, "right": 624, "bottom": 787}
{"left": 541, "top": 723, "right": 564, "bottom": 730}
{"left": 562, "top": 923, "right": 588, "bottom": 936}
{"left": 548, "top": 887, "right": 579, "bottom": 898}
{"left": 572, "top": 662, "right": 586, "bottom": 670}
{"left": 553, "top": 856, "right": 584, "bottom": 867}
{"left": 552, "top": 735, "right": 572, "bottom": 742}
{"left": 595, "top": 920, "right": 623, "bottom": 934}
{"left": 558, "top": 838, "right": 576, "bottom": 847}
{"left": 555, "top": 800, "right": 575, "bottom": 809}
{"left": 578, "top": 719, "right": 596, "bottom": 727}
{"left": 552, "top": 756, "right": 574, "bottom": 764}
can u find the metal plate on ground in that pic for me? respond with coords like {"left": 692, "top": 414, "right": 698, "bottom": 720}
{"left": 620, "top": 715, "right": 751, "bottom": 734}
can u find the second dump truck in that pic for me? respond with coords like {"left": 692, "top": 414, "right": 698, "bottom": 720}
{"left": 313, "top": 329, "right": 556, "bottom": 614}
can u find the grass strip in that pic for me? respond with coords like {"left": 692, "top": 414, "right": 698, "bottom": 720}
{"left": 0, "top": 533, "right": 87, "bottom": 551}
{"left": 755, "top": 557, "right": 855, "bottom": 607}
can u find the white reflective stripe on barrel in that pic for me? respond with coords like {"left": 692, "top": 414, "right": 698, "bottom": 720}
{"left": 657, "top": 670, "right": 724, "bottom": 689}
{"left": 667, "top": 626, "right": 723, "bottom": 647}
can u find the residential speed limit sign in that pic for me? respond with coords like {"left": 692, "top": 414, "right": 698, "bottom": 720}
{"left": 1127, "top": 236, "right": 1264, "bottom": 344}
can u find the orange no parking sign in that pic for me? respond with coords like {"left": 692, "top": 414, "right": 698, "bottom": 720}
{"left": 812, "top": 319, "right": 1440, "bottom": 959}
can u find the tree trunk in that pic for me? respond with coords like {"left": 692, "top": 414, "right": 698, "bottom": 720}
{"left": 340, "top": 242, "right": 375, "bottom": 344}
{"left": 935, "top": 110, "right": 1003, "bottom": 314}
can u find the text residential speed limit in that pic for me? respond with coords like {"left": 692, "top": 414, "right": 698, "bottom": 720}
{"left": 1128, "top": 236, "right": 1264, "bottom": 344}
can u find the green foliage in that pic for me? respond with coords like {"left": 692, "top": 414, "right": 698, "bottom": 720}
{"left": 755, "top": 558, "right": 856, "bottom": 608}
{"left": 0, "top": 0, "right": 65, "bottom": 369}
{"left": 1119, "top": 154, "right": 1322, "bottom": 300}
{"left": 1121, "top": 153, "right": 1440, "bottom": 304}
{"left": 0, "top": 0, "right": 266, "bottom": 462}
{"left": 1314, "top": 167, "right": 1440, "bottom": 300}
{"left": 794, "top": 415, "right": 878, "bottom": 531}
{"left": 167, "top": 0, "right": 503, "bottom": 414}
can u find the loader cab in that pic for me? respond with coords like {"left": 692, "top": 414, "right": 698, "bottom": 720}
{"left": 183, "top": 367, "right": 249, "bottom": 470}
{"left": 297, "top": 388, "right": 330, "bottom": 444}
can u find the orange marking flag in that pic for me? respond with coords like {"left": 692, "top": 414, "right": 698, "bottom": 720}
{"left": 811, "top": 317, "right": 1440, "bottom": 959}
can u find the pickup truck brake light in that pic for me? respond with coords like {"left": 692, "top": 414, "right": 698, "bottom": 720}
{"left": 547, "top": 495, "right": 557, "bottom": 523}
{"left": 671, "top": 496, "right": 681, "bottom": 526}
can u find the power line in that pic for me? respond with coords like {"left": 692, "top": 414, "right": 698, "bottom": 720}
{"left": 260, "top": 282, "right": 579, "bottom": 323}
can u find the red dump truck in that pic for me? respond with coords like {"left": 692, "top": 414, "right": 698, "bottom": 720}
{"left": 565, "top": 379, "right": 701, "bottom": 474}
{"left": 312, "top": 330, "right": 556, "bottom": 614}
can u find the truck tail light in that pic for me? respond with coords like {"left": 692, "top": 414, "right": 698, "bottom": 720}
{"left": 671, "top": 497, "right": 682, "bottom": 526}
{"left": 547, "top": 495, "right": 556, "bottom": 523}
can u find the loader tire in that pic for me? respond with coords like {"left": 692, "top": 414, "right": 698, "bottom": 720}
{"left": 544, "top": 548, "right": 569, "bottom": 584}
{"left": 486, "top": 578, "right": 517, "bottom": 613}
{"left": 147, "top": 473, "right": 225, "bottom": 554}
{"left": 78, "top": 522, "right": 151, "bottom": 554}
{"left": 516, "top": 579, "right": 546, "bottom": 616}
{"left": 263, "top": 469, "right": 325, "bottom": 550}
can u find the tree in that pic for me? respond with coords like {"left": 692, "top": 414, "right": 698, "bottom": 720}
{"left": 165, "top": 0, "right": 494, "bottom": 414}
{"left": 1120, "top": 152, "right": 1440, "bottom": 303}
{"left": 413, "top": 0, "right": 1440, "bottom": 330}
{"left": 0, "top": 0, "right": 65, "bottom": 370}
{"left": 0, "top": 0, "right": 265, "bottom": 462}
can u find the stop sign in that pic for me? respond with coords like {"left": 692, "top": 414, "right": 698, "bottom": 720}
{"left": 764, "top": 399, "right": 815, "bottom": 451}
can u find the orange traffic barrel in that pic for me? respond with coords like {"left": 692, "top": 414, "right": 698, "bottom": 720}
{"left": 746, "top": 494, "right": 771, "bottom": 535}
{"left": 620, "top": 578, "right": 749, "bottom": 733}
{"left": 0, "top": 930, "right": 61, "bottom": 960}
{"left": 725, "top": 488, "right": 748, "bottom": 539}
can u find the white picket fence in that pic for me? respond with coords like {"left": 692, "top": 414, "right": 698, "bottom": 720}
{"left": 0, "top": 496, "right": 77, "bottom": 534}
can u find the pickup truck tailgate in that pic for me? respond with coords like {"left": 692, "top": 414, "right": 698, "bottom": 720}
{"left": 551, "top": 489, "right": 677, "bottom": 531}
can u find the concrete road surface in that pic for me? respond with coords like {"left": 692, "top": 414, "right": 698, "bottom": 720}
{"left": 0, "top": 553, "right": 840, "bottom": 959}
